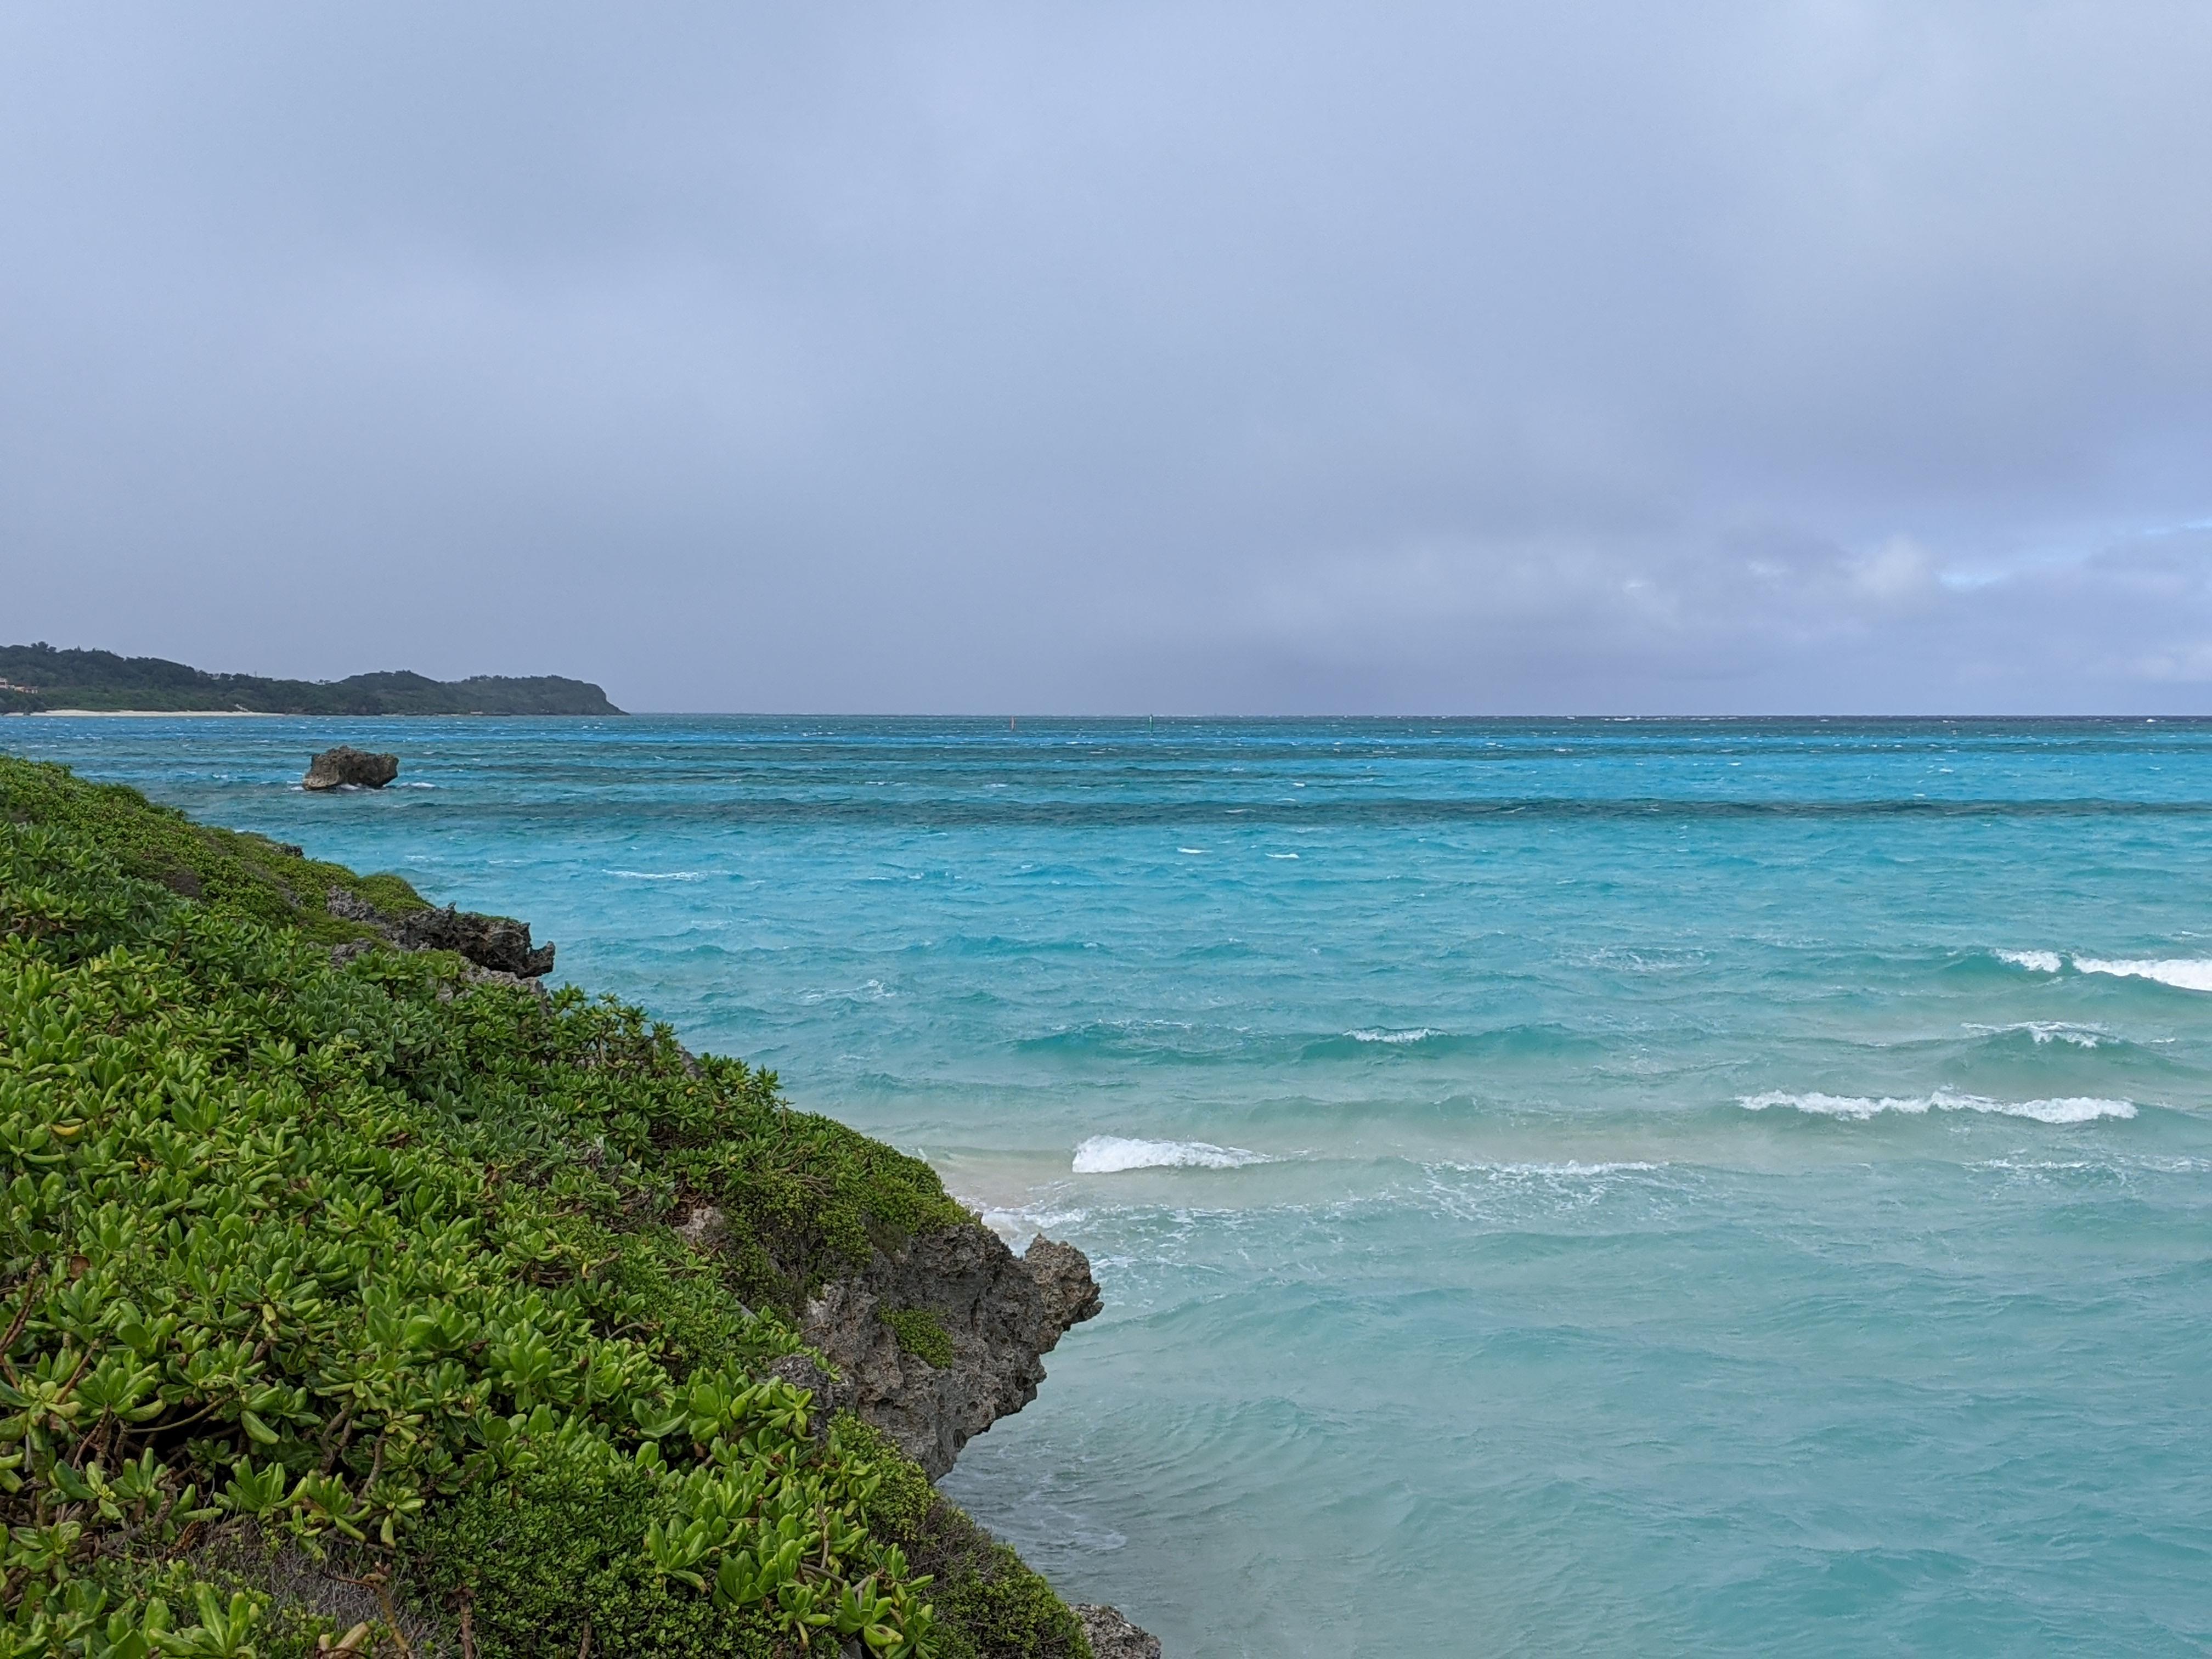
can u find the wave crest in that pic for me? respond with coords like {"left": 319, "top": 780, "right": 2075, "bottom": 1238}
{"left": 1071, "top": 1135, "right": 1271, "bottom": 1173}
{"left": 1740, "top": 1090, "right": 2136, "bottom": 1125}
{"left": 2073, "top": 956, "right": 2212, "bottom": 992}
{"left": 1962, "top": 1021, "right": 2108, "bottom": 1048}
{"left": 1993, "top": 949, "right": 2212, "bottom": 992}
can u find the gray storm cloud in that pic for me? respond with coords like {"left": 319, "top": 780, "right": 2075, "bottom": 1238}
{"left": 2, "top": 2, "right": 2209, "bottom": 712}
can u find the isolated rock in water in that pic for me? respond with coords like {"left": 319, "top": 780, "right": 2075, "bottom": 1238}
{"left": 1074, "top": 1606, "right": 1162, "bottom": 1659}
{"left": 303, "top": 747, "right": 399, "bottom": 790}
{"left": 802, "top": 1227, "right": 1102, "bottom": 1479}
{"left": 394, "top": 905, "right": 556, "bottom": 978}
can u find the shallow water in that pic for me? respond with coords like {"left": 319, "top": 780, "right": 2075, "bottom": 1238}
{"left": 13, "top": 715, "right": 2212, "bottom": 1655}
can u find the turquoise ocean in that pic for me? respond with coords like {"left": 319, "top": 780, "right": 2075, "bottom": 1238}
{"left": 12, "top": 715, "right": 2211, "bottom": 1656}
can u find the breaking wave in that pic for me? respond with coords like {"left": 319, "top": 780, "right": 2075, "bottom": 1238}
{"left": 1071, "top": 1135, "right": 1273, "bottom": 1173}
{"left": 2072, "top": 957, "right": 2212, "bottom": 992}
{"left": 1993, "top": 949, "right": 2212, "bottom": 992}
{"left": 1962, "top": 1021, "right": 2108, "bottom": 1048}
{"left": 1740, "top": 1090, "right": 2136, "bottom": 1124}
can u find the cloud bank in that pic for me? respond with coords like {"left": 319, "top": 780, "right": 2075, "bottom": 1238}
{"left": 3, "top": 2, "right": 2209, "bottom": 712}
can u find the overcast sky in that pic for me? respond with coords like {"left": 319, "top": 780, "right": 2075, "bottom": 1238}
{"left": 4, "top": 3, "right": 2210, "bottom": 713}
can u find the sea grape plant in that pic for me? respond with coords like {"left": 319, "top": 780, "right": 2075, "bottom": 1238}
{"left": 0, "top": 760, "right": 980, "bottom": 1656}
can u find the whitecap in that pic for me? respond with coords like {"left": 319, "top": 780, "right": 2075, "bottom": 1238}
{"left": 1962, "top": 1021, "right": 2108, "bottom": 1047}
{"left": 1430, "top": 1159, "right": 1660, "bottom": 1176}
{"left": 1995, "top": 949, "right": 2063, "bottom": 973}
{"left": 1345, "top": 1027, "right": 1444, "bottom": 1045}
{"left": 1740, "top": 1089, "right": 2136, "bottom": 1125}
{"left": 798, "top": 979, "right": 893, "bottom": 1005}
{"left": 608, "top": 868, "right": 709, "bottom": 881}
{"left": 977, "top": 1203, "right": 1090, "bottom": 1249}
{"left": 1072, "top": 1135, "right": 1271, "bottom": 1173}
{"left": 1177, "top": 847, "right": 1207, "bottom": 855}
{"left": 2072, "top": 956, "right": 2212, "bottom": 993}
{"left": 1267, "top": 852, "right": 1300, "bottom": 859}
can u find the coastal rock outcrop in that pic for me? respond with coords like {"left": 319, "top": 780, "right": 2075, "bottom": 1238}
{"left": 303, "top": 746, "right": 400, "bottom": 789}
{"left": 803, "top": 1226, "right": 1102, "bottom": 1480}
{"left": 802, "top": 1226, "right": 1162, "bottom": 1649}
{"left": 1075, "top": 1605, "right": 1163, "bottom": 1659}
{"left": 327, "top": 887, "right": 556, "bottom": 978}
{"left": 393, "top": 904, "right": 555, "bottom": 977}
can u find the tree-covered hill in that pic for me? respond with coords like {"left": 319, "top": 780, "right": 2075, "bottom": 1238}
{"left": 0, "top": 755, "right": 1091, "bottom": 1658}
{"left": 0, "top": 646, "right": 622, "bottom": 716}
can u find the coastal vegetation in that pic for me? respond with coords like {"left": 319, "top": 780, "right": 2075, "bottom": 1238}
{"left": 0, "top": 755, "right": 1088, "bottom": 1657}
{"left": 0, "top": 646, "right": 621, "bottom": 717}
{"left": 877, "top": 1314, "right": 953, "bottom": 1374}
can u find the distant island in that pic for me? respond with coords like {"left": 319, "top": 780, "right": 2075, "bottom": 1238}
{"left": 0, "top": 641, "right": 624, "bottom": 715}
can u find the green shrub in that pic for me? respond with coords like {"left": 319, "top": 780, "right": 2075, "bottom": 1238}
{"left": 882, "top": 1309, "right": 955, "bottom": 1370}
{"left": 0, "top": 755, "right": 1079, "bottom": 1659}
{"left": 834, "top": 1422, "right": 1092, "bottom": 1659}
{"left": 414, "top": 1438, "right": 783, "bottom": 1657}
{"left": 0, "top": 757, "right": 425, "bottom": 942}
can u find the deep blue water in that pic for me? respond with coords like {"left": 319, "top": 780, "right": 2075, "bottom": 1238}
{"left": 11, "top": 715, "right": 2212, "bottom": 1655}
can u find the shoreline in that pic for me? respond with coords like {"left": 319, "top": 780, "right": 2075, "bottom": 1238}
{"left": 0, "top": 749, "right": 1152, "bottom": 1657}
{"left": 8, "top": 707, "right": 291, "bottom": 717}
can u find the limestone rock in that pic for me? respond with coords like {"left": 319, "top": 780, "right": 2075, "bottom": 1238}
{"left": 302, "top": 747, "right": 399, "bottom": 790}
{"left": 674, "top": 1203, "right": 727, "bottom": 1250}
{"left": 325, "top": 887, "right": 556, "bottom": 979}
{"left": 1074, "top": 1606, "right": 1161, "bottom": 1659}
{"left": 802, "top": 1228, "right": 1102, "bottom": 1479}
{"left": 393, "top": 905, "right": 555, "bottom": 977}
{"left": 1022, "top": 1236, "right": 1104, "bottom": 1332}
{"left": 325, "top": 889, "right": 381, "bottom": 924}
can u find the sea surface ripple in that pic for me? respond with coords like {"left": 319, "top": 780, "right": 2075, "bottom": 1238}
{"left": 13, "top": 715, "right": 2212, "bottom": 1655}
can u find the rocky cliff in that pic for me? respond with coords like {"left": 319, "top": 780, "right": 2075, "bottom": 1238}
{"left": 335, "top": 873, "right": 1159, "bottom": 1652}
{"left": 800, "top": 1224, "right": 1103, "bottom": 1479}
{"left": 326, "top": 886, "right": 557, "bottom": 979}
{"left": 802, "top": 1224, "right": 1163, "bottom": 1655}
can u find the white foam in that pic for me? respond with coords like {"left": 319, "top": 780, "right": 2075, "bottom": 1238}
{"left": 2072, "top": 956, "right": 2212, "bottom": 992}
{"left": 1267, "top": 852, "right": 1300, "bottom": 859}
{"left": 1740, "top": 1090, "right": 2136, "bottom": 1125}
{"left": 1431, "top": 1159, "right": 1661, "bottom": 1176}
{"left": 1177, "top": 847, "right": 1206, "bottom": 855}
{"left": 608, "top": 868, "right": 708, "bottom": 881}
{"left": 1992, "top": 947, "right": 2212, "bottom": 992}
{"left": 1346, "top": 1027, "right": 1444, "bottom": 1045}
{"left": 1072, "top": 1135, "right": 1271, "bottom": 1173}
{"left": 798, "top": 979, "right": 892, "bottom": 1005}
{"left": 978, "top": 1203, "right": 1089, "bottom": 1248}
{"left": 1962, "top": 1021, "right": 2108, "bottom": 1048}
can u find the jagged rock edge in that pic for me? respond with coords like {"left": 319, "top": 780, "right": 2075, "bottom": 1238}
{"left": 326, "top": 885, "right": 555, "bottom": 982}
{"left": 334, "top": 889, "right": 1158, "bottom": 1647}
{"left": 795, "top": 1222, "right": 1162, "bottom": 1651}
